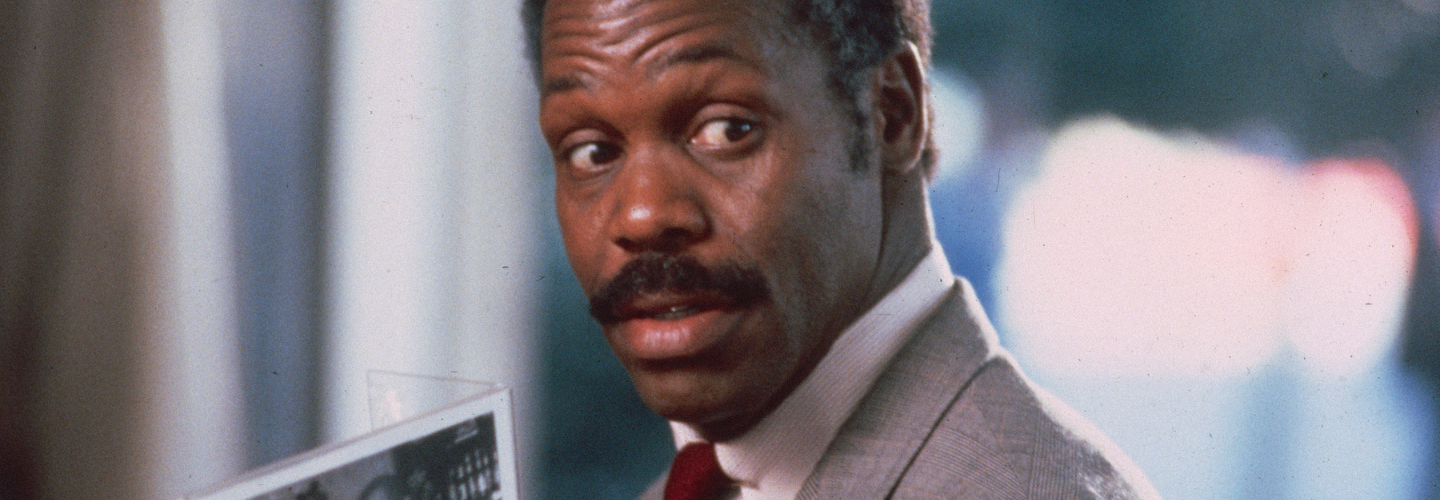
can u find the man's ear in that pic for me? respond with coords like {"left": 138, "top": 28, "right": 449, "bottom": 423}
{"left": 872, "top": 42, "right": 928, "bottom": 175}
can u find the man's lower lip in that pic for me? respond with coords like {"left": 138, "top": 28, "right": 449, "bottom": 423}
{"left": 612, "top": 309, "right": 738, "bottom": 360}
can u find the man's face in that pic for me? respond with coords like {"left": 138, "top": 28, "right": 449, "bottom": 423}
{"left": 538, "top": 0, "right": 887, "bottom": 439}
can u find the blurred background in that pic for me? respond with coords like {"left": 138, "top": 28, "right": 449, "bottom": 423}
{"left": 2, "top": 0, "right": 1438, "bottom": 499}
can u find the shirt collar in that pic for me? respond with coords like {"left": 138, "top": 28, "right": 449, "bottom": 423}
{"left": 671, "top": 247, "right": 955, "bottom": 500}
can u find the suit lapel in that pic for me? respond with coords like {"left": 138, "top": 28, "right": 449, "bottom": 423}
{"left": 794, "top": 279, "right": 1001, "bottom": 500}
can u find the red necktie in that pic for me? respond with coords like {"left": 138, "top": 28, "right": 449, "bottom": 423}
{"left": 663, "top": 442, "right": 731, "bottom": 500}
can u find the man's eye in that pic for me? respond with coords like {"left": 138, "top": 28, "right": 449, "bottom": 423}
{"left": 565, "top": 142, "right": 621, "bottom": 173}
{"left": 691, "top": 118, "right": 757, "bottom": 149}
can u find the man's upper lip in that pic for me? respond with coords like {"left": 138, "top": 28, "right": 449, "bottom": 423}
{"left": 614, "top": 290, "right": 732, "bottom": 321}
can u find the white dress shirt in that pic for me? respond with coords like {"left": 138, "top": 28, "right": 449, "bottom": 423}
{"left": 670, "top": 247, "right": 956, "bottom": 500}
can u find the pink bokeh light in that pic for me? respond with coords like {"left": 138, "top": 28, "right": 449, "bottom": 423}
{"left": 998, "top": 118, "right": 1418, "bottom": 379}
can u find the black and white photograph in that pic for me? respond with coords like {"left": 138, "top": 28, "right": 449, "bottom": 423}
{"left": 188, "top": 389, "right": 516, "bottom": 500}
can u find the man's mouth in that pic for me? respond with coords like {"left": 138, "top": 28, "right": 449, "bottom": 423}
{"left": 650, "top": 305, "right": 699, "bottom": 320}
{"left": 614, "top": 291, "right": 731, "bottom": 322}
{"left": 588, "top": 253, "right": 770, "bottom": 361}
{"left": 609, "top": 297, "right": 744, "bottom": 361}
{"left": 588, "top": 253, "right": 769, "bottom": 325}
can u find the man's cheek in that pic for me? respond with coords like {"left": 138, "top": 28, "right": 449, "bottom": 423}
{"left": 559, "top": 227, "right": 608, "bottom": 291}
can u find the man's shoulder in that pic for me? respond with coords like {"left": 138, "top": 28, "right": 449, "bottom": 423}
{"left": 893, "top": 355, "right": 1161, "bottom": 499}
{"left": 802, "top": 279, "right": 1161, "bottom": 499}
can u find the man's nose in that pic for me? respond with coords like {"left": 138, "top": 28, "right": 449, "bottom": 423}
{"left": 607, "top": 153, "right": 710, "bottom": 254}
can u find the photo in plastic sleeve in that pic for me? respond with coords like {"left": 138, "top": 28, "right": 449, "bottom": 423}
{"left": 187, "top": 389, "right": 515, "bottom": 500}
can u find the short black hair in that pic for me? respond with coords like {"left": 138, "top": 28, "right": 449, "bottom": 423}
{"left": 521, "top": 0, "right": 937, "bottom": 177}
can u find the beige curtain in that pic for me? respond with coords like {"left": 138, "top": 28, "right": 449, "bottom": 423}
{"left": 2, "top": 2, "right": 172, "bottom": 498}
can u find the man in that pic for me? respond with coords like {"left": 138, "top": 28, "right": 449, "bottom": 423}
{"left": 525, "top": 0, "right": 1161, "bottom": 498}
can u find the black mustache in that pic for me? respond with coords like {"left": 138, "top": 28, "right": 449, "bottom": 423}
{"left": 588, "top": 252, "right": 770, "bottom": 325}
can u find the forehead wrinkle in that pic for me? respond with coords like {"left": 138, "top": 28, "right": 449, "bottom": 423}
{"left": 542, "top": 0, "right": 778, "bottom": 77}
{"left": 625, "top": 4, "right": 795, "bottom": 83}
{"left": 538, "top": 45, "right": 601, "bottom": 100}
{"left": 625, "top": 14, "right": 746, "bottom": 64}
{"left": 645, "top": 41, "right": 764, "bottom": 82}
{"left": 540, "top": 5, "right": 697, "bottom": 100}
{"left": 541, "top": 75, "right": 586, "bottom": 99}
{"left": 544, "top": 0, "right": 704, "bottom": 57}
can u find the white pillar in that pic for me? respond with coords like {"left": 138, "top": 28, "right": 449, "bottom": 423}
{"left": 328, "top": 0, "right": 540, "bottom": 489}
{"left": 156, "top": 0, "right": 247, "bottom": 496}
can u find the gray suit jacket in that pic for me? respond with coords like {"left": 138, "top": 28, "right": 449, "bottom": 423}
{"left": 641, "top": 280, "right": 1161, "bottom": 499}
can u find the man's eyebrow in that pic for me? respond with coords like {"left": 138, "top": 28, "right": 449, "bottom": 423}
{"left": 542, "top": 75, "right": 587, "bottom": 99}
{"left": 650, "top": 44, "right": 754, "bottom": 74}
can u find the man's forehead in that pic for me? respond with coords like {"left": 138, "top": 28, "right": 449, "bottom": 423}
{"left": 538, "top": 0, "right": 798, "bottom": 95}
{"left": 541, "top": 0, "right": 785, "bottom": 22}
{"left": 539, "top": 0, "right": 791, "bottom": 56}
{"left": 546, "top": 0, "right": 649, "bottom": 20}
{"left": 541, "top": 44, "right": 758, "bottom": 99}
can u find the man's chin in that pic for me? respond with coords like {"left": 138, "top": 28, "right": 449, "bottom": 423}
{"left": 628, "top": 369, "right": 724, "bottom": 416}
{"left": 626, "top": 370, "right": 757, "bottom": 438}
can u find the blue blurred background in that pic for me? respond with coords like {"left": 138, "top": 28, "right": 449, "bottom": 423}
{"left": 3, "top": 0, "right": 1438, "bottom": 499}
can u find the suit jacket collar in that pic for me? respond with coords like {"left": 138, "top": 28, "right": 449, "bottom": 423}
{"left": 794, "top": 278, "right": 1001, "bottom": 500}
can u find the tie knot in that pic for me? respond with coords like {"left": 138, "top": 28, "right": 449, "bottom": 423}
{"left": 663, "top": 443, "right": 731, "bottom": 500}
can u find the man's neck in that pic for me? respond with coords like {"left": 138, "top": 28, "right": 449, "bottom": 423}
{"left": 864, "top": 166, "right": 936, "bottom": 316}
